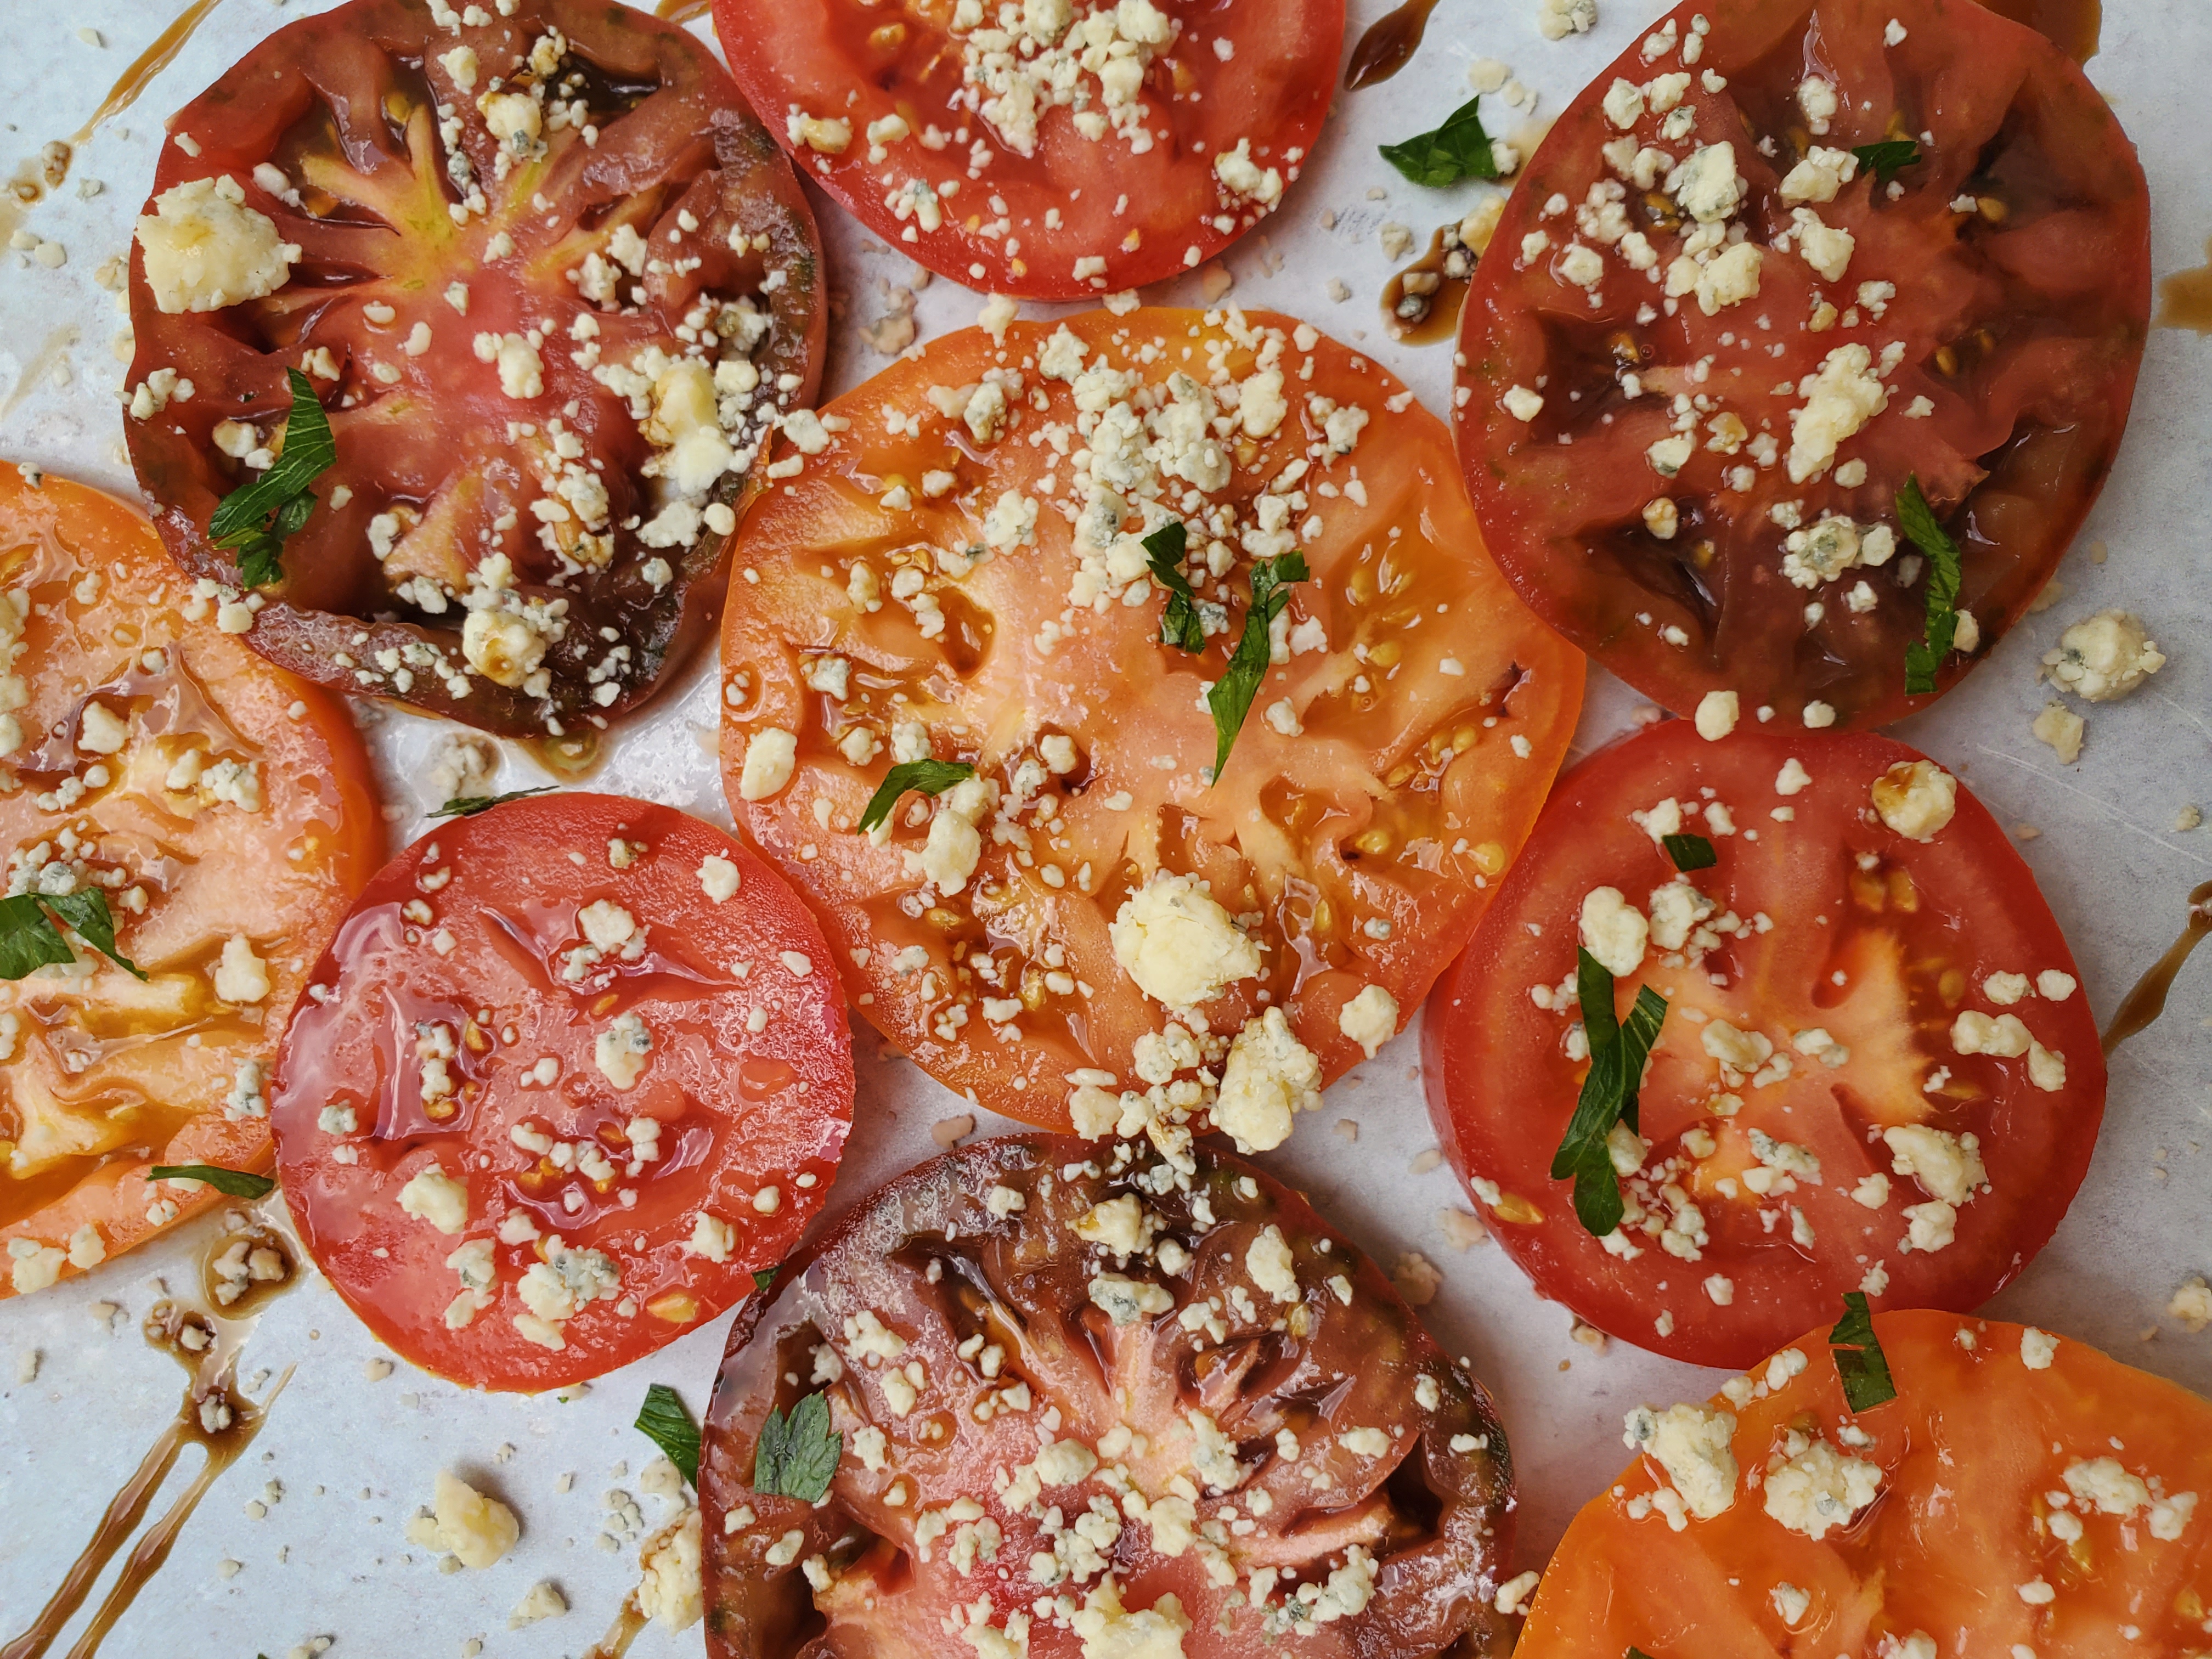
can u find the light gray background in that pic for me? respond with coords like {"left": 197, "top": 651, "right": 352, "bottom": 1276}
{"left": 3, "top": 0, "right": 2209, "bottom": 1653}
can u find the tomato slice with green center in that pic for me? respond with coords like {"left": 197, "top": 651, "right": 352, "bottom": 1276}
{"left": 125, "top": 0, "right": 826, "bottom": 740}
{"left": 2, "top": 466, "right": 379, "bottom": 1299}
{"left": 718, "top": 307, "right": 1582, "bottom": 1137}
{"left": 1423, "top": 718, "right": 2104, "bottom": 1369}
{"left": 269, "top": 793, "right": 852, "bottom": 1390}
{"left": 1453, "top": 0, "right": 2150, "bottom": 729}
{"left": 712, "top": 0, "right": 1343, "bottom": 299}
{"left": 1521, "top": 1310, "right": 2212, "bottom": 1659}
{"left": 699, "top": 1133, "right": 1518, "bottom": 1658}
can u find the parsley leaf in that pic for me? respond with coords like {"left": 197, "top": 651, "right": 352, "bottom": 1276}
{"left": 1142, "top": 522, "right": 1205, "bottom": 653}
{"left": 1852, "top": 139, "right": 1923, "bottom": 186}
{"left": 432, "top": 786, "right": 558, "bottom": 819}
{"left": 753, "top": 1389, "right": 842, "bottom": 1502}
{"left": 0, "top": 890, "right": 145, "bottom": 981}
{"left": 1206, "top": 552, "right": 1308, "bottom": 782}
{"left": 635, "top": 1382, "right": 702, "bottom": 1486}
{"left": 149, "top": 1164, "right": 276, "bottom": 1199}
{"left": 1661, "top": 832, "right": 1717, "bottom": 872}
{"left": 1829, "top": 1291, "right": 1898, "bottom": 1410}
{"left": 209, "top": 368, "right": 338, "bottom": 590}
{"left": 1380, "top": 97, "right": 1500, "bottom": 189}
{"left": 1550, "top": 949, "right": 1669, "bottom": 1237}
{"left": 1897, "top": 475, "right": 1962, "bottom": 695}
{"left": 857, "top": 759, "right": 977, "bottom": 834}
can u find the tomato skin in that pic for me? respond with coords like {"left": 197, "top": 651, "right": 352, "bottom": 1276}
{"left": 269, "top": 794, "right": 853, "bottom": 1391}
{"left": 699, "top": 1133, "right": 1519, "bottom": 1659}
{"left": 710, "top": 0, "right": 1343, "bottom": 299}
{"left": 0, "top": 467, "right": 380, "bottom": 1294}
{"left": 719, "top": 307, "right": 1583, "bottom": 1128}
{"left": 126, "top": 0, "right": 827, "bottom": 739}
{"left": 1423, "top": 719, "right": 2104, "bottom": 1369}
{"left": 1453, "top": 0, "right": 2151, "bottom": 729}
{"left": 1521, "top": 1310, "right": 2212, "bottom": 1659}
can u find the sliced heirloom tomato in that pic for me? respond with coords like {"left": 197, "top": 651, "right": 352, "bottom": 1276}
{"left": 718, "top": 307, "right": 1582, "bottom": 1137}
{"left": 1521, "top": 1310, "right": 2212, "bottom": 1659}
{"left": 713, "top": 0, "right": 1342, "bottom": 298}
{"left": 1453, "top": 0, "right": 2150, "bottom": 728}
{"left": 268, "top": 794, "right": 852, "bottom": 1390}
{"left": 699, "top": 1132, "right": 1518, "bottom": 1658}
{"left": 125, "top": 0, "right": 826, "bottom": 739}
{"left": 1, "top": 467, "right": 379, "bottom": 1298}
{"left": 1422, "top": 718, "right": 2104, "bottom": 1369}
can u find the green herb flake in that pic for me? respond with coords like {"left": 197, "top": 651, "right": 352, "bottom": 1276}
{"left": 209, "top": 367, "right": 338, "bottom": 590}
{"left": 1142, "top": 522, "right": 1205, "bottom": 653}
{"left": 1897, "top": 476, "right": 1963, "bottom": 695}
{"left": 1829, "top": 1291, "right": 1898, "bottom": 1410}
{"left": 0, "top": 889, "right": 145, "bottom": 981}
{"left": 857, "top": 759, "right": 978, "bottom": 834}
{"left": 751, "top": 1267, "right": 780, "bottom": 1295}
{"left": 432, "top": 786, "right": 558, "bottom": 819}
{"left": 1206, "top": 552, "right": 1308, "bottom": 783}
{"left": 1661, "top": 832, "right": 1718, "bottom": 872}
{"left": 752, "top": 1389, "right": 842, "bottom": 1503}
{"left": 1380, "top": 97, "right": 1501, "bottom": 189}
{"left": 148, "top": 1164, "right": 276, "bottom": 1199}
{"left": 1549, "top": 949, "right": 1669, "bottom": 1237}
{"left": 635, "top": 1382, "right": 702, "bottom": 1487}
{"left": 1852, "top": 139, "right": 1923, "bottom": 186}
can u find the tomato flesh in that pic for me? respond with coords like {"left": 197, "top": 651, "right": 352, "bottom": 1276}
{"left": 711, "top": 0, "right": 1342, "bottom": 298}
{"left": 126, "top": 0, "right": 826, "bottom": 739}
{"left": 1423, "top": 719, "right": 2104, "bottom": 1369}
{"left": 718, "top": 307, "right": 1583, "bottom": 1134}
{"left": 269, "top": 794, "right": 853, "bottom": 1390}
{"left": 1521, "top": 1310, "right": 2212, "bottom": 1659}
{"left": 1453, "top": 0, "right": 2151, "bottom": 727}
{"left": 699, "top": 1133, "right": 1518, "bottom": 1658}
{"left": 1, "top": 467, "right": 379, "bottom": 1296}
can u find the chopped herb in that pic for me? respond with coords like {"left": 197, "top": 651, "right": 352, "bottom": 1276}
{"left": 1852, "top": 139, "right": 1923, "bottom": 186}
{"left": 1206, "top": 552, "right": 1308, "bottom": 782}
{"left": 634, "top": 1382, "right": 701, "bottom": 1487}
{"left": 1549, "top": 948, "right": 1669, "bottom": 1237}
{"left": 1142, "top": 522, "right": 1205, "bottom": 653}
{"left": 0, "top": 889, "right": 145, "bottom": 981}
{"left": 751, "top": 1267, "right": 779, "bottom": 1295}
{"left": 752, "top": 1389, "right": 842, "bottom": 1502}
{"left": 857, "top": 759, "right": 977, "bottom": 834}
{"left": 1661, "top": 832, "right": 1717, "bottom": 872}
{"left": 1897, "top": 476, "right": 1962, "bottom": 695}
{"left": 208, "top": 366, "right": 337, "bottom": 589}
{"left": 1829, "top": 1291, "right": 1898, "bottom": 1410}
{"left": 432, "top": 786, "right": 558, "bottom": 819}
{"left": 1380, "top": 97, "right": 1501, "bottom": 189}
{"left": 1628, "top": 1650, "right": 1661, "bottom": 1659}
{"left": 149, "top": 1164, "right": 276, "bottom": 1199}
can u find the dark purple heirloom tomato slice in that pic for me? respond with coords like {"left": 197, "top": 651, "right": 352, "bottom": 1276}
{"left": 699, "top": 1133, "right": 1518, "bottom": 1658}
{"left": 1453, "top": 0, "right": 2150, "bottom": 729}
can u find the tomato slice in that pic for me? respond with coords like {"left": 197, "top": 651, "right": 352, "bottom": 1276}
{"left": 1, "top": 467, "right": 379, "bottom": 1298}
{"left": 710, "top": 0, "right": 1342, "bottom": 299}
{"left": 717, "top": 306, "right": 1583, "bottom": 1137}
{"left": 1421, "top": 718, "right": 2104, "bottom": 1370}
{"left": 1453, "top": 0, "right": 2150, "bottom": 729}
{"left": 268, "top": 793, "right": 853, "bottom": 1390}
{"left": 698, "top": 1132, "right": 1519, "bottom": 1658}
{"left": 125, "top": 0, "right": 827, "bottom": 740}
{"left": 1521, "top": 1309, "right": 2212, "bottom": 1659}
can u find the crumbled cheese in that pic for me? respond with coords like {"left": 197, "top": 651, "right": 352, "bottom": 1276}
{"left": 1211, "top": 1008, "right": 1322, "bottom": 1154}
{"left": 1109, "top": 873, "right": 1260, "bottom": 1008}
{"left": 2044, "top": 611, "right": 2164, "bottom": 702}
{"left": 1579, "top": 886, "right": 1648, "bottom": 977}
{"left": 1870, "top": 760, "right": 1956, "bottom": 842}
{"left": 134, "top": 176, "right": 300, "bottom": 314}
{"left": 1622, "top": 1403, "right": 1739, "bottom": 1521}
{"left": 1763, "top": 1438, "right": 1882, "bottom": 1539}
{"left": 740, "top": 728, "right": 799, "bottom": 800}
{"left": 398, "top": 1164, "right": 469, "bottom": 1235}
{"left": 407, "top": 1470, "right": 519, "bottom": 1569}
{"left": 1338, "top": 985, "right": 1399, "bottom": 1059}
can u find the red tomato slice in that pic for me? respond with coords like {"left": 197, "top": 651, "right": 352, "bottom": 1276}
{"left": 1452, "top": 0, "right": 2150, "bottom": 729}
{"left": 717, "top": 307, "right": 1583, "bottom": 1135}
{"left": 698, "top": 1133, "right": 1518, "bottom": 1658}
{"left": 269, "top": 793, "right": 853, "bottom": 1390}
{"left": 710, "top": 0, "right": 1342, "bottom": 299}
{"left": 1422, "top": 718, "right": 2104, "bottom": 1370}
{"left": 2, "top": 466, "right": 379, "bottom": 1299}
{"left": 125, "top": 0, "right": 826, "bottom": 740}
{"left": 1520, "top": 1310, "right": 2212, "bottom": 1659}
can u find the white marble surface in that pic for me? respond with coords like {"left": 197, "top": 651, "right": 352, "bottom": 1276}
{"left": 3, "top": 0, "right": 2210, "bottom": 1653}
